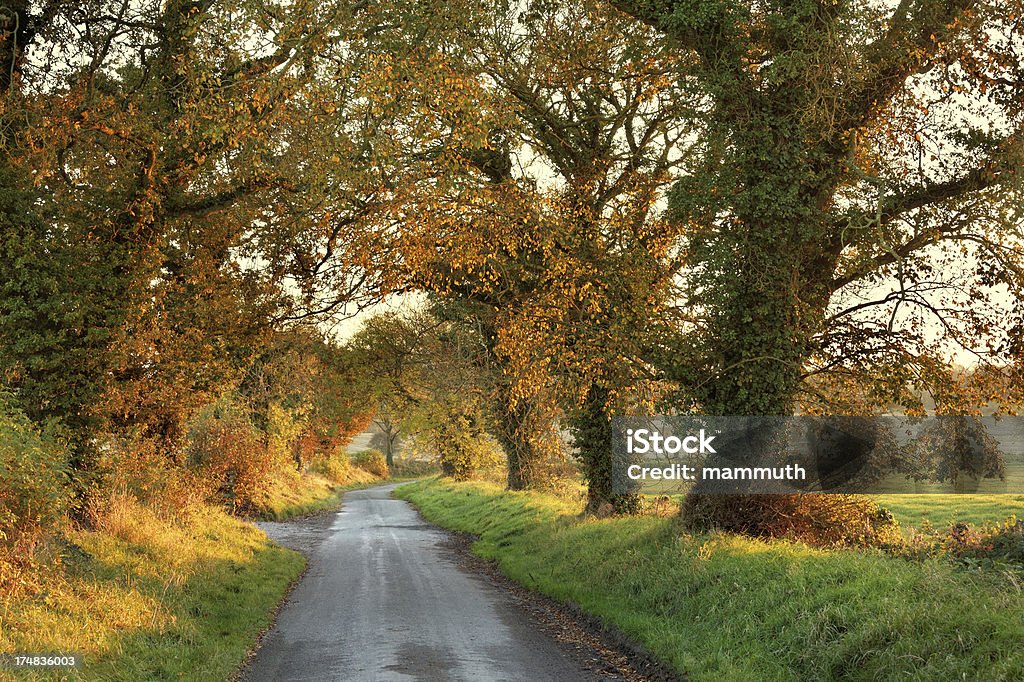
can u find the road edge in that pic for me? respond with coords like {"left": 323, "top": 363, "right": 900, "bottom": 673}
{"left": 399, "top": 490, "right": 685, "bottom": 682}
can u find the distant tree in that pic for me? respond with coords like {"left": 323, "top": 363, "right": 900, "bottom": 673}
{"left": 346, "top": 313, "right": 431, "bottom": 468}
{"left": 346, "top": 310, "right": 496, "bottom": 476}
{"left": 242, "top": 331, "right": 374, "bottom": 470}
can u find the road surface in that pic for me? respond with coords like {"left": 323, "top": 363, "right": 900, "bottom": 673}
{"left": 241, "top": 483, "right": 597, "bottom": 682}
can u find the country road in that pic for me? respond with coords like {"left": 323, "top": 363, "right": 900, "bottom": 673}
{"left": 240, "top": 483, "right": 599, "bottom": 682}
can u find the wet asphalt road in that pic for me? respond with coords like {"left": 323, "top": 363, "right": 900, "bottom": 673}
{"left": 241, "top": 483, "right": 594, "bottom": 682}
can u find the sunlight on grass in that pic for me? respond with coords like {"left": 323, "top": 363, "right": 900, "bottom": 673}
{"left": 1, "top": 491, "right": 305, "bottom": 680}
{"left": 398, "top": 478, "right": 1024, "bottom": 681}
{"left": 875, "top": 494, "right": 1023, "bottom": 527}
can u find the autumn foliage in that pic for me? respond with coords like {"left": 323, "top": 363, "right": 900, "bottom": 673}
{"left": 3, "top": 0, "right": 1024, "bottom": 578}
{"left": 681, "top": 493, "right": 904, "bottom": 549}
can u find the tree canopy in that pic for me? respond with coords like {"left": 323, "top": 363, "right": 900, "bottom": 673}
{"left": 2, "top": 0, "right": 1023, "bottom": 521}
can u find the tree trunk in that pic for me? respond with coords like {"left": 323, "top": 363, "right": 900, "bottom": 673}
{"left": 384, "top": 429, "right": 397, "bottom": 468}
{"left": 569, "top": 383, "right": 639, "bottom": 515}
{"left": 680, "top": 99, "right": 842, "bottom": 526}
{"left": 492, "top": 382, "right": 554, "bottom": 490}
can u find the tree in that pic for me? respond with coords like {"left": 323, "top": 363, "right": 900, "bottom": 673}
{"left": 347, "top": 309, "right": 496, "bottom": 475}
{"left": 240, "top": 330, "right": 374, "bottom": 470}
{"left": 610, "top": 0, "right": 1024, "bottom": 416}
{"left": 362, "top": 0, "right": 692, "bottom": 501}
{"left": 605, "top": 0, "right": 1024, "bottom": 527}
{"left": 346, "top": 312, "right": 433, "bottom": 468}
{"left": 0, "top": 0, "right": 381, "bottom": 468}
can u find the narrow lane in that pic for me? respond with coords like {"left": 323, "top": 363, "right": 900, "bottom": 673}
{"left": 242, "top": 483, "right": 596, "bottom": 682}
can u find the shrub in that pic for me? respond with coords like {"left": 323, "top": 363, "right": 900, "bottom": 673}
{"left": 352, "top": 449, "right": 389, "bottom": 479}
{"left": 0, "top": 395, "right": 70, "bottom": 584}
{"left": 681, "top": 493, "right": 902, "bottom": 548}
{"left": 309, "top": 453, "right": 353, "bottom": 484}
{"left": 422, "top": 408, "right": 503, "bottom": 482}
{"left": 186, "top": 399, "right": 273, "bottom": 514}
{"left": 977, "top": 518, "right": 1024, "bottom": 563}
{"left": 93, "top": 435, "right": 212, "bottom": 520}
{"left": 897, "top": 517, "right": 1024, "bottom": 566}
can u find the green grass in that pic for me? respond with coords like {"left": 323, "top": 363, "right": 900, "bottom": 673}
{"left": 875, "top": 494, "right": 1024, "bottom": 527}
{"left": 396, "top": 478, "right": 1024, "bottom": 681}
{"left": 1, "top": 494, "right": 305, "bottom": 681}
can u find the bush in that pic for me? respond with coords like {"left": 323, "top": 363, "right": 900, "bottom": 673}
{"left": 351, "top": 449, "right": 389, "bottom": 478}
{"left": 422, "top": 408, "right": 503, "bottom": 482}
{"left": 0, "top": 395, "right": 70, "bottom": 583}
{"left": 186, "top": 399, "right": 274, "bottom": 514}
{"left": 681, "top": 493, "right": 902, "bottom": 548}
{"left": 972, "top": 518, "right": 1024, "bottom": 563}
{"left": 309, "top": 454, "right": 353, "bottom": 485}
{"left": 93, "top": 435, "right": 212, "bottom": 521}
{"left": 907, "top": 517, "right": 1024, "bottom": 566}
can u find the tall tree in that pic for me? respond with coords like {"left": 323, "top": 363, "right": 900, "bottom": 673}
{"left": 603, "top": 0, "right": 1024, "bottom": 527}
{"left": 611, "top": 0, "right": 1024, "bottom": 419}
{"left": 366, "top": 0, "right": 692, "bottom": 500}
{"left": 1, "top": 0, "right": 379, "bottom": 465}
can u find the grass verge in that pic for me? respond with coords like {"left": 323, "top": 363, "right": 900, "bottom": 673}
{"left": 0, "top": 467, "right": 399, "bottom": 680}
{"left": 396, "top": 478, "right": 1024, "bottom": 681}
{"left": 256, "top": 468, "right": 379, "bottom": 521}
{"left": 0, "top": 493, "right": 304, "bottom": 681}
{"left": 257, "top": 458, "right": 428, "bottom": 521}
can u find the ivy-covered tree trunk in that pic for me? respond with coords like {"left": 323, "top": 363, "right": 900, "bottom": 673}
{"left": 569, "top": 383, "right": 639, "bottom": 515}
{"left": 432, "top": 400, "right": 490, "bottom": 481}
{"left": 685, "top": 92, "right": 842, "bottom": 415}
{"left": 680, "top": 109, "right": 843, "bottom": 527}
{"left": 492, "top": 382, "right": 557, "bottom": 490}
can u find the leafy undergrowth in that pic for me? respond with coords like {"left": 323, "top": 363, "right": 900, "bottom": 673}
{"left": 0, "top": 492, "right": 304, "bottom": 681}
{"left": 396, "top": 478, "right": 1024, "bottom": 681}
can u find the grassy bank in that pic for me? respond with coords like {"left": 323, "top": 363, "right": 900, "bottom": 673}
{"left": 257, "top": 467, "right": 380, "bottom": 521}
{"left": 258, "top": 467, "right": 426, "bottom": 522}
{"left": 396, "top": 478, "right": 1024, "bottom": 681}
{"left": 0, "top": 468, "right": 387, "bottom": 680}
{"left": 1, "top": 495, "right": 303, "bottom": 680}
